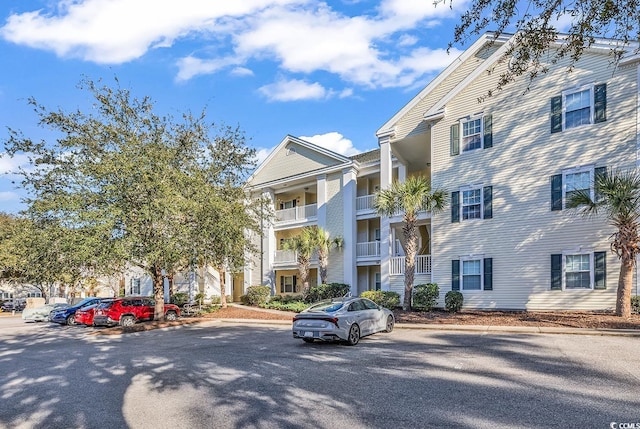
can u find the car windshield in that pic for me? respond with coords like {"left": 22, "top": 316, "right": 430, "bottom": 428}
{"left": 307, "top": 301, "right": 344, "bottom": 313}
{"left": 74, "top": 298, "right": 95, "bottom": 308}
{"left": 97, "top": 301, "right": 114, "bottom": 309}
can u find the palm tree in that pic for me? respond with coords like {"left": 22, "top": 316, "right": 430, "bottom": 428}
{"left": 282, "top": 227, "right": 316, "bottom": 295}
{"left": 375, "top": 175, "right": 446, "bottom": 311}
{"left": 568, "top": 168, "right": 640, "bottom": 318}
{"left": 309, "top": 226, "right": 343, "bottom": 284}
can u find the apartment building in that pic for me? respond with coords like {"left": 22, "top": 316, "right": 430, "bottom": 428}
{"left": 245, "top": 32, "right": 640, "bottom": 310}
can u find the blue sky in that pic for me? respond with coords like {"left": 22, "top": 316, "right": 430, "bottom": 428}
{"left": 0, "top": 0, "right": 475, "bottom": 214}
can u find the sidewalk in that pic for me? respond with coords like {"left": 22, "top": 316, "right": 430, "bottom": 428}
{"left": 224, "top": 304, "right": 640, "bottom": 337}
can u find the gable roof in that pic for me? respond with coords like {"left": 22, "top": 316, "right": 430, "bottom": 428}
{"left": 247, "top": 135, "right": 353, "bottom": 188}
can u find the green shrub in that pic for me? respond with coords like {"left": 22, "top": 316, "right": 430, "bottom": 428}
{"left": 243, "top": 285, "right": 271, "bottom": 306}
{"left": 261, "top": 300, "right": 308, "bottom": 313}
{"left": 632, "top": 296, "right": 640, "bottom": 314}
{"left": 170, "top": 292, "right": 189, "bottom": 307}
{"left": 303, "top": 283, "right": 350, "bottom": 303}
{"left": 270, "top": 294, "right": 303, "bottom": 304}
{"left": 361, "top": 290, "right": 401, "bottom": 309}
{"left": 412, "top": 283, "right": 439, "bottom": 311}
{"left": 208, "top": 295, "right": 232, "bottom": 305}
{"left": 445, "top": 291, "right": 463, "bottom": 313}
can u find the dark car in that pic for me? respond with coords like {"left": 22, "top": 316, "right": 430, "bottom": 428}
{"left": 49, "top": 298, "right": 104, "bottom": 326}
{"left": 93, "top": 297, "right": 180, "bottom": 327}
{"left": 2, "top": 300, "right": 26, "bottom": 312}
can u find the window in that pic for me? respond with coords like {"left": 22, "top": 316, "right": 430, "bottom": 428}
{"left": 462, "top": 188, "right": 482, "bottom": 220}
{"left": 550, "top": 166, "right": 606, "bottom": 211}
{"left": 551, "top": 251, "right": 606, "bottom": 290}
{"left": 279, "top": 199, "right": 296, "bottom": 210}
{"left": 450, "top": 114, "right": 492, "bottom": 155}
{"left": 551, "top": 83, "right": 606, "bottom": 133}
{"left": 374, "top": 272, "right": 381, "bottom": 291}
{"left": 462, "top": 118, "right": 482, "bottom": 151}
{"left": 452, "top": 257, "right": 493, "bottom": 291}
{"left": 280, "top": 275, "right": 297, "bottom": 293}
{"left": 286, "top": 146, "right": 297, "bottom": 156}
{"left": 129, "top": 278, "right": 141, "bottom": 295}
{"left": 462, "top": 259, "right": 482, "bottom": 290}
{"left": 26, "top": 292, "right": 42, "bottom": 298}
{"left": 451, "top": 186, "right": 493, "bottom": 222}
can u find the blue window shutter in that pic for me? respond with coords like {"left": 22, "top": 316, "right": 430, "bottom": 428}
{"left": 451, "top": 191, "right": 460, "bottom": 223}
{"left": 483, "top": 114, "right": 493, "bottom": 148}
{"left": 551, "top": 174, "right": 563, "bottom": 211}
{"left": 280, "top": 276, "right": 284, "bottom": 294}
{"left": 551, "top": 96, "right": 562, "bottom": 133}
{"left": 450, "top": 123, "right": 460, "bottom": 156}
{"left": 483, "top": 258, "right": 493, "bottom": 291}
{"left": 293, "top": 275, "right": 297, "bottom": 292}
{"left": 551, "top": 254, "right": 562, "bottom": 290}
{"left": 483, "top": 186, "right": 493, "bottom": 219}
{"left": 594, "top": 83, "right": 607, "bottom": 123}
{"left": 594, "top": 252, "right": 606, "bottom": 289}
{"left": 452, "top": 260, "right": 460, "bottom": 291}
{"left": 594, "top": 166, "right": 607, "bottom": 202}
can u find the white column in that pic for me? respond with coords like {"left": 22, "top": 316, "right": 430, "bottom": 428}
{"left": 316, "top": 174, "right": 327, "bottom": 228}
{"left": 398, "top": 163, "right": 407, "bottom": 183}
{"left": 379, "top": 136, "right": 392, "bottom": 291}
{"left": 342, "top": 168, "right": 357, "bottom": 294}
{"left": 262, "top": 189, "right": 276, "bottom": 291}
{"left": 380, "top": 136, "right": 393, "bottom": 190}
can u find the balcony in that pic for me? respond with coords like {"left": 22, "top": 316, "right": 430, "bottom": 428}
{"left": 273, "top": 249, "right": 318, "bottom": 265}
{"left": 356, "top": 241, "right": 381, "bottom": 258}
{"left": 275, "top": 203, "right": 317, "bottom": 225}
{"left": 390, "top": 255, "right": 431, "bottom": 275}
{"left": 356, "top": 194, "right": 376, "bottom": 212}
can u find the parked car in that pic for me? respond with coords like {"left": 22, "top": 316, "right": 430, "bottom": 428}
{"left": 49, "top": 298, "right": 104, "bottom": 326}
{"left": 93, "top": 298, "right": 180, "bottom": 327}
{"left": 22, "top": 303, "right": 68, "bottom": 322}
{"left": 74, "top": 301, "right": 112, "bottom": 326}
{"left": 2, "top": 300, "right": 26, "bottom": 312}
{"left": 292, "top": 297, "right": 395, "bottom": 345}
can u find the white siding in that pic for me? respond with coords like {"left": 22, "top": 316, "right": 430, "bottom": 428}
{"left": 430, "top": 49, "right": 637, "bottom": 310}
{"left": 325, "top": 172, "right": 345, "bottom": 284}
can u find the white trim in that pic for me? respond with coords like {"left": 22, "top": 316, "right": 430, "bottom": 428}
{"left": 637, "top": 64, "right": 640, "bottom": 168}
{"left": 459, "top": 184, "right": 485, "bottom": 221}
{"left": 460, "top": 255, "right": 484, "bottom": 291}
{"left": 561, "top": 83, "right": 595, "bottom": 131}
{"left": 561, "top": 165, "right": 595, "bottom": 209}
{"left": 561, "top": 249, "right": 595, "bottom": 290}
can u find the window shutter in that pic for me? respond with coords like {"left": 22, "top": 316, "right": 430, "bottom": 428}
{"left": 293, "top": 275, "right": 298, "bottom": 292}
{"left": 551, "top": 254, "right": 562, "bottom": 290}
{"left": 594, "top": 83, "right": 607, "bottom": 123}
{"left": 280, "top": 276, "right": 284, "bottom": 294}
{"left": 451, "top": 191, "right": 460, "bottom": 223}
{"left": 551, "top": 174, "right": 563, "bottom": 211}
{"left": 594, "top": 251, "right": 606, "bottom": 289}
{"left": 483, "top": 186, "right": 493, "bottom": 219}
{"left": 483, "top": 114, "right": 493, "bottom": 148}
{"left": 452, "top": 260, "right": 460, "bottom": 291}
{"left": 594, "top": 166, "right": 607, "bottom": 202}
{"left": 551, "top": 96, "right": 562, "bottom": 133}
{"left": 483, "top": 258, "right": 493, "bottom": 290}
{"left": 450, "top": 123, "right": 460, "bottom": 156}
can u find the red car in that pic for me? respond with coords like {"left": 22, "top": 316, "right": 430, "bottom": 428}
{"left": 93, "top": 297, "right": 180, "bottom": 327}
{"left": 75, "top": 303, "right": 101, "bottom": 326}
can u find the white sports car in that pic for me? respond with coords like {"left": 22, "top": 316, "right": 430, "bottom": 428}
{"left": 292, "top": 297, "right": 395, "bottom": 346}
{"left": 22, "top": 303, "right": 68, "bottom": 322}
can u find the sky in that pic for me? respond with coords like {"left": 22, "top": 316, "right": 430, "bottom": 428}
{"left": 0, "top": 0, "right": 476, "bottom": 214}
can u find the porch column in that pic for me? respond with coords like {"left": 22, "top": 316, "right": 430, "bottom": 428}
{"left": 342, "top": 167, "right": 357, "bottom": 294}
{"left": 379, "top": 135, "right": 393, "bottom": 292}
{"left": 380, "top": 136, "right": 393, "bottom": 190}
{"left": 262, "top": 188, "right": 276, "bottom": 291}
{"left": 316, "top": 174, "right": 327, "bottom": 229}
{"left": 398, "top": 163, "right": 407, "bottom": 183}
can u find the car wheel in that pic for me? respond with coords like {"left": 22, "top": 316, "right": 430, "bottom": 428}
{"left": 165, "top": 311, "right": 177, "bottom": 321}
{"left": 385, "top": 315, "right": 394, "bottom": 333}
{"left": 303, "top": 338, "right": 315, "bottom": 343}
{"left": 346, "top": 324, "right": 360, "bottom": 346}
{"left": 120, "top": 315, "right": 135, "bottom": 327}
{"left": 66, "top": 315, "right": 76, "bottom": 326}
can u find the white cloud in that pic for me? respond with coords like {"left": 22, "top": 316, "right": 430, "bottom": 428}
{"left": 0, "top": 191, "right": 19, "bottom": 202}
{"left": 0, "top": 153, "right": 30, "bottom": 174}
{"left": 299, "top": 132, "right": 360, "bottom": 156}
{"left": 1, "top": 0, "right": 469, "bottom": 91}
{"left": 253, "top": 147, "right": 273, "bottom": 166}
{"left": 258, "top": 78, "right": 328, "bottom": 101}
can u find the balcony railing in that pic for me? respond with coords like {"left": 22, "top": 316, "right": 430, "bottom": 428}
{"left": 390, "top": 255, "right": 431, "bottom": 275}
{"left": 356, "top": 241, "right": 380, "bottom": 258}
{"left": 275, "top": 203, "right": 317, "bottom": 223}
{"left": 356, "top": 194, "right": 376, "bottom": 212}
{"left": 274, "top": 249, "right": 318, "bottom": 264}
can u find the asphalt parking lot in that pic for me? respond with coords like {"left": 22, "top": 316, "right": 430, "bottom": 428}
{"left": 1, "top": 315, "right": 639, "bottom": 429}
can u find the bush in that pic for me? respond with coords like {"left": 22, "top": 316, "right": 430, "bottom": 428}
{"left": 270, "top": 294, "right": 303, "bottom": 304}
{"left": 412, "top": 283, "right": 439, "bottom": 311}
{"left": 632, "top": 296, "right": 640, "bottom": 314}
{"left": 445, "top": 291, "right": 463, "bottom": 313}
{"left": 209, "top": 295, "right": 232, "bottom": 305}
{"left": 303, "top": 283, "right": 350, "bottom": 303}
{"left": 361, "top": 290, "right": 401, "bottom": 309}
{"left": 261, "top": 300, "right": 308, "bottom": 313}
{"left": 170, "top": 292, "right": 189, "bottom": 307}
{"left": 243, "top": 285, "right": 271, "bottom": 306}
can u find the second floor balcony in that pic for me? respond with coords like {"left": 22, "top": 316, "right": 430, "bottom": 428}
{"left": 356, "top": 241, "right": 381, "bottom": 258}
{"left": 274, "top": 249, "right": 319, "bottom": 265}
{"left": 390, "top": 255, "right": 432, "bottom": 275}
{"left": 275, "top": 203, "right": 317, "bottom": 225}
